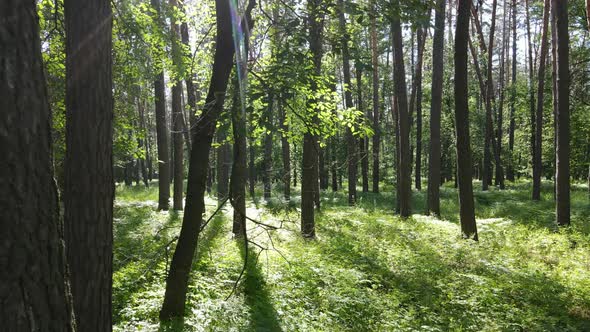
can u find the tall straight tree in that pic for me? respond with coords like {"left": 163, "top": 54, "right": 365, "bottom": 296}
{"left": 357, "top": 65, "right": 369, "bottom": 193}
{"left": 482, "top": 0, "right": 498, "bottom": 191}
{"left": 170, "top": 0, "right": 184, "bottom": 210}
{"left": 279, "top": 98, "right": 292, "bottom": 201}
{"left": 231, "top": 77, "right": 247, "bottom": 235}
{"left": 391, "top": 1, "right": 412, "bottom": 217}
{"left": 507, "top": 0, "right": 517, "bottom": 182}
{"left": 532, "top": 0, "right": 551, "bottom": 200}
{"left": 301, "top": 0, "right": 325, "bottom": 237}
{"left": 525, "top": 0, "right": 536, "bottom": 183}
{"left": 454, "top": 0, "right": 479, "bottom": 240}
{"left": 263, "top": 94, "right": 274, "bottom": 200}
{"left": 159, "top": 0, "right": 255, "bottom": 319}
{"left": 553, "top": 0, "right": 570, "bottom": 226}
{"left": 414, "top": 27, "right": 426, "bottom": 191}
{"left": 370, "top": 0, "right": 380, "bottom": 193}
{"left": 428, "top": 0, "right": 445, "bottom": 216}
{"left": 338, "top": 0, "right": 358, "bottom": 205}
{"left": 64, "top": 0, "right": 114, "bottom": 330}
{"left": 1, "top": 2, "right": 76, "bottom": 329}
{"left": 151, "top": 0, "right": 171, "bottom": 211}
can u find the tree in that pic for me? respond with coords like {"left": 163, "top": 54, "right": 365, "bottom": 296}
{"left": 482, "top": 0, "right": 498, "bottom": 191}
{"left": 151, "top": 0, "right": 171, "bottom": 211}
{"left": 414, "top": 27, "right": 426, "bottom": 191}
{"left": 553, "top": 0, "right": 570, "bottom": 226}
{"left": 454, "top": 0, "right": 478, "bottom": 240}
{"left": 391, "top": 1, "right": 412, "bottom": 218}
{"left": 159, "top": 0, "right": 255, "bottom": 320}
{"left": 507, "top": 0, "right": 517, "bottom": 182}
{"left": 170, "top": 0, "right": 184, "bottom": 211}
{"left": 370, "top": 0, "right": 380, "bottom": 193}
{"left": 231, "top": 76, "right": 247, "bottom": 236}
{"left": 428, "top": 0, "right": 445, "bottom": 216}
{"left": 532, "top": 0, "right": 551, "bottom": 200}
{"left": 0, "top": 2, "right": 76, "bottom": 330}
{"left": 263, "top": 94, "right": 274, "bottom": 200}
{"left": 63, "top": 0, "right": 114, "bottom": 330}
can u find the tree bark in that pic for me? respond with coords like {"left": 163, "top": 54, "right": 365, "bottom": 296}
{"left": 151, "top": 0, "right": 171, "bottom": 211}
{"left": 455, "top": 0, "right": 479, "bottom": 240}
{"left": 0, "top": 2, "right": 76, "bottom": 329}
{"left": 216, "top": 128, "right": 230, "bottom": 201}
{"left": 525, "top": 0, "right": 536, "bottom": 187}
{"left": 170, "top": 0, "right": 184, "bottom": 210}
{"left": 357, "top": 66, "right": 369, "bottom": 193}
{"left": 428, "top": 0, "right": 445, "bottom": 216}
{"left": 159, "top": 0, "right": 252, "bottom": 320}
{"left": 230, "top": 77, "right": 246, "bottom": 236}
{"left": 553, "top": 0, "right": 570, "bottom": 226}
{"left": 64, "top": 0, "right": 114, "bottom": 329}
{"left": 414, "top": 27, "right": 426, "bottom": 191}
{"left": 507, "top": 0, "right": 517, "bottom": 181}
{"left": 482, "top": 0, "right": 498, "bottom": 191}
{"left": 391, "top": 4, "right": 412, "bottom": 218}
{"left": 279, "top": 99, "right": 291, "bottom": 200}
{"left": 532, "top": 0, "right": 551, "bottom": 200}
{"left": 370, "top": 0, "right": 381, "bottom": 193}
{"left": 263, "top": 94, "right": 273, "bottom": 200}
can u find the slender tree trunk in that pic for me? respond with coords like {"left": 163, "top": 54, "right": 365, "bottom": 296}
{"left": 482, "top": 0, "right": 498, "bottom": 191}
{"left": 159, "top": 0, "right": 252, "bottom": 320}
{"left": 216, "top": 129, "right": 230, "bottom": 201}
{"left": 455, "top": 0, "right": 478, "bottom": 240}
{"left": 370, "top": 0, "right": 381, "bottom": 193}
{"left": 64, "top": 0, "right": 114, "bottom": 329}
{"left": 532, "top": 0, "right": 551, "bottom": 200}
{"left": 279, "top": 99, "right": 291, "bottom": 200}
{"left": 553, "top": 0, "right": 570, "bottom": 226}
{"left": 249, "top": 139, "right": 256, "bottom": 197}
{"left": 357, "top": 66, "right": 369, "bottom": 193}
{"left": 551, "top": 0, "right": 558, "bottom": 200}
{"left": 507, "top": 0, "right": 517, "bottom": 181}
{"left": 331, "top": 138, "right": 339, "bottom": 191}
{"left": 414, "top": 27, "right": 426, "bottom": 191}
{"left": 1, "top": 3, "right": 76, "bottom": 329}
{"left": 230, "top": 77, "right": 247, "bottom": 236}
{"left": 170, "top": 0, "right": 184, "bottom": 210}
{"left": 138, "top": 100, "right": 150, "bottom": 187}
{"left": 181, "top": 20, "right": 196, "bottom": 148}
{"left": 263, "top": 94, "right": 274, "bottom": 200}
{"left": 301, "top": 0, "right": 325, "bottom": 238}
{"left": 495, "top": 0, "right": 508, "bottom": 189}
{"left": 428, "top": 0, "right": 445, "bottom": 216}
{"left": 151, "top": 0, "right": 171, "bottom": 211}
{"left": 391, "top": 5, "right": 412, "bottom": 217}
{"left": 393, "top": 94, "right": 401, "bottom": 214}
{"left": 525, "top": 0, "right": 536, "bottom": 186}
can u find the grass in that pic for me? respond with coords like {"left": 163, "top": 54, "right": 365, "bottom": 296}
{"left": 113, "top": 180, "right": 590, "bottom": 331}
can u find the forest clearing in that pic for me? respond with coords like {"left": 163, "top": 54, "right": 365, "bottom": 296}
{"left": 2, "top": 0, "right": 590, "bottom": 331}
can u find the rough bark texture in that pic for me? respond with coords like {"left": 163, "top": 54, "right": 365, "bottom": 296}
{"left": 159, "top": 0, "right": 244, "bottom": 319}
{"left": 151, "top": 0, "right": 171, "bottom": 211}
{"left": 553, "top": 0, "right": 570, "bottom": 226}
{"left": 454, "top": 0, "right": 478, "bottom": 240}
{"left": 391, "top": 6, "right": 412, "bottom": 218}
{"left": 0, "top": 2, "right": 76, "bottom": 330}
{"left": 63, "top": 0, "right": 114, "bottom": 330}
{"left": 370, "top": 0, "right": 380, "bottom": 193}
{"left": 301, "top": 0, "right": 324, "bottom": 238}
{"left": 428, "top": 0, "right": 445, "bottom": 216}
{"left": 338, "top": 0, "right": 357, "bottom": 205}
{"left": 532, "top": 0, "right": 551, "bottom": 200}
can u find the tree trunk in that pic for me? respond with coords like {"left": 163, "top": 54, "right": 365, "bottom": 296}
{"left": 532, "top": 0, "right": 551, "bottom": 200}
{"left": 370, "top": 0, "right": 380, "bottom": 193}
{"left": 338, "top": 0, "right": 358, "bottom": 205}
{"left": 249, "top": 138, "right": 256, "bottom": 198}
{"left": 216, "top": 129, "right": 230, "bottom": 201}
{"left": 525, "top": 0, "right": 536, "bottom": 187}
{"left": 357, "top": 66, "right": 369, "bottom": 193}
{"left": 279, "top": 99, "right": 291, "bottom": 201}
{"left": 301, "top": 0, "right": 325, "bottom": 238}
{"left": 170, "top": 0, "right": 184, "bottom": 210}
{"left": 1, "top": 3, "right": 76, "bottom": 329}
{"left": 181, "top": 16, "right": 197, "bottom": 145}
{"left": 151, "top": 0, "right": 171, "bottom": 211}
{"left": 428, "top": 0, "right": 445, "bottom": 216}
{"left": 454, "top": 0, "right": 479, "bottom": 240}
{"left": 138, "top": 99, "right": 150, "bottom": 187}
{"left": 495, "top": 0, "right": 508, "bottom": 189}
{"left": 507, "top": 0, "right": 517, "bottom": 182}
{"left": 230, "top": 77, "right": 246, "bottom": 236}
{"left": 64, "top": 0, "right": 114, "bottom": 329}
{"left": 263, "top": 94, "right": 273, "bottom": 200}
{"left": 414, "top": 27, "right": 426, "bottom": 191}
{"left": 159, "top": 0, "right": 250, "bottom": 320}
{"left": 553, "top": 0, "right": 570, "bottom": 226}
{"left": 391, "top": 5, "right": 412, "bottom": 217}
{"left": 482, "top": 0, "right": 497, "bottom": 191}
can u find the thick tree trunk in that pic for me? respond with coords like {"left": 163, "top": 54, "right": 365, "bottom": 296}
{"left": 370, "top": 0, "right": 380, "bottom": 193}
{"left": 159, "top": 0, "right": 248, "bottom": 320}
{"left": 553, "top": 0, "right": 570, "bottom": 226}
{"left": 338, "top": 0, "right": 358, "bottom": 205}
{"left": 455, "top": 0, "right": 478, "bottom": 240}
{"left": 64, "top": 0, "right": 114, "bottom": 329}
{"left": 532, "top": 0, "right": 551, "bottom": 200}
{"left": 301, "top": 0, "right": 325, "bottom": 238}
{"left": 0, "top": 3, "right": 76, "bottom": 329}
{"left": 151, "top": 0, "right": 171, "bottom": 211}
{"left": 507, "top": 0, "right": 517, "bottom": 182}
{"left": 428, "top": 0, "right": 445, "bottom": 216}
{"left": 391, "top": 5, "right": 412, "bottom": 217}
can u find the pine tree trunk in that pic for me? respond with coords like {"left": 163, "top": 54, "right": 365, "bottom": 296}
{"left": 525, "top": 0, "right": 536, "bottom": 188}
{"left": 64, "top": 0, "right": 114, "bottom": 329}
{"left": 454, "top": 0, "right": 478, "bottom": 240}
{"left": 414, "top": 27, "right": 426, "bottom": 191}
{"left": 370, "top": 0, "right": 381, "bottom": 193}
{"left": 507, "top": 0, "right": 517, "bottom": 182}
{"left": 1, "top": 3, "right": 76, "bottom": 329}
{"left": 263, "top": 94, "right": 273, "bottom": 200}
{"left": 428, "top": 0, "right": 445, "bottom": 216}
{"left": 357, "top": 66, "right": 369, "bottom": 193}
{"left": 279, "top": 99, "right": 291, "bottom": 200}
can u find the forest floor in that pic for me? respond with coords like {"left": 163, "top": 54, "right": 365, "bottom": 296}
{"left": 113, "top": 181, "right": 590, "bottom": 331}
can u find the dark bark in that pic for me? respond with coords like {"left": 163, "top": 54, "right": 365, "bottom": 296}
{"left": 230, "top": 77, "right": 247, "bottom": 236}
{"left": 553, "top": 0, "right": 570, "bottom": 226}
{"left": 414, "top": 28, "right": 426, "bottom": 191}
{"left": 370, "top": 0, "right": 380, "bottom": 193}
{"left": 0, "top": 2, "right": 76, "bottom": 329}
{"left": 338, "top": 0, "right": 357, "bottom": 205}
{"left": 263, "top": 94, "right": 273, "bottom": 200}
{"left": 391, "top": 5, "right": 412, "bottom": 218}
{"left": 525, "top": 0, "right": 536, "bottom": 187}
{"left": 279, "top": 99, "right": 291, "bottom": 200}
{"left": 455, "top": 0, "right": 478, "bottom": 240}
{"left": 138, "top": 99, "right": 150, "bottom": 187}
{"left": 216, "top": 128, "right": 230, "bottom": 201}
{"left": 428, "top": 0, "right": 445, "bottom": 216}
{"left": 507, "top": 0, "right": 517, "bottom": 181}
{"left": 181, "top": 17, "right": 197, "bottom": 144}
{"left": 532, "top": 0, "right": 551, "bottom": 200}
{"left": 319, "top": 147, "right": 329, "bottom": 190}
{"left": 170, "top": 0, "right": 184, "bottom": 211}
{"left": 249, "top": 139, "right": 256, "bottom": 198}
{"left": 357, "top": 66, "right": 369, "bottom": 193}
{"left": 301, "top": 0, "right": 325, "bottom": 238}
{"left": 64, "top": 0, "right": 114, "bottom": 329}
{"left": 151, "top": 0, "right": 171, "bottom": 211}
{"left": 159, "top": 0, "right": 251, "bottom": 320}
{"left": 482, "top": 0, "right": 497, "bottom": 191}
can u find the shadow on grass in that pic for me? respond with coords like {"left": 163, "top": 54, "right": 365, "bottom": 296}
{"left": 237, "top": 241, "right": 283, "bottom": 332}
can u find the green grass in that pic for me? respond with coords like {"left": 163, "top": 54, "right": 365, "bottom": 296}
{"left": 113, "top": 180, "right": 590, "bottom": 331}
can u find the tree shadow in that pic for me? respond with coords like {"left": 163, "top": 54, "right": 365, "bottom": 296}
{"left": 238, "top": 241, "right": 283, "bottom": 332}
